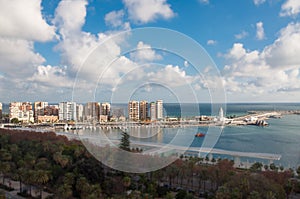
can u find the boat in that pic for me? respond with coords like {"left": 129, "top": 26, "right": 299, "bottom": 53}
{"left": 195, "top": 132, "right": 205, "bottom": 137}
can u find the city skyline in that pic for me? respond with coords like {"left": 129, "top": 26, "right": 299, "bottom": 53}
{"left": 1, "top": 99, "right": 165, "bottom": 123}
{"left": 0, "top": 0, "right": 300, "bottom": 103}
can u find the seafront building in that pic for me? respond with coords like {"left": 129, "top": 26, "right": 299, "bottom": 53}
{"left": 76, "top": 104, "right": 84, "bottom": 122}
{"left": 84, "top": 102, "right": 100, "bottom": 122}
{"left": 9, "top": 102, "right": 34, "bottom": 123}
{"left": 59, "top": 102, "right": 77, "bottom": 121}
{"left": 150, "top": 102, "right": 156, "bottom": 121}
{"left": 128, "top": 101, "right": 139, "bottom": 121}
{"left": 0, "top": 102, "right": 2, "bottom": 121}
{"left": 34, "top": 102, "right": 48, "bottom": 122}
{"left": 156, "top": 100, "right": 163, "bottom": 120}
{"left": 35, "top": 102, "right": 59, "bottom": 123}
{"left": 139, "top": 100, "right": 148, "bottom": 121}
{"left": 100, "top": 102, "right": 111, "bottom": 116}
{"left": 128, "top": 100, "right": 163, "bottom": 122}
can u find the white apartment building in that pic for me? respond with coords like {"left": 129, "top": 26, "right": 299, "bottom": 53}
{"left": 128, "top": 101, "right": 139, "bottom": 121}
{"left": 100, "top": 102, "right": 111, "bottom": 116}
{"left": 156, "top": 100, "right": 163, "bottom": 120}
{"left": 139, "top": 100, "right": 148, "bottom": 121}
{"left": 150, "top": 102, "right": 156, "bottom": 121}
{"left": 59, "top": 102, "right": 77, "bottom": 121}
{"left": 9, "top": 102, "right": 34, "bottom": 123}
{"left": 0, "top": 102, "right": 2, "bottom": 121}
{"left": 77, "top": 104, "right": 84, "bottom": 122}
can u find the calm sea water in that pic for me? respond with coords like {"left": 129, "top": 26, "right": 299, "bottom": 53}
{"left": 75, "top": 103, "right": 300, "bottom": 168}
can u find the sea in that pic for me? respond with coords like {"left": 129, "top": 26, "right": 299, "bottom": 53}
{"left": 77, "top": 103, "right": 300, "bottom": 169}
{"left": 2, "top": 103, "right": 300, "bottom": 168}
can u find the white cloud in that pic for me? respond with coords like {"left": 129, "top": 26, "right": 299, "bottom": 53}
{"left": 223, "top": 22, "right": 300, "bottom": 100}
{"left": 256, "top": 21, "right": 265, "bottom": 40}
{"left": 263, "top": 22, "right": 300, "bottom": 68}
{"left": 207, "top": 39, "right": 217, "bottom": 45}
{"left": 105, "top": 10, "right": 125, "bottom": 28}
{"left": 0, "top": 38, "right": 45, "bottom": 78}
{"left": 130, "top": 41, "right": 162, "bottom": 61}
{"left": 29, "top": 65, "right": 72, "bottom": 88}
{"left": 235, "top": 31, "right": 248, "bottom": 40}
{"left": 280, "top": 0, "right": 300, "bottom": 17}
{"left": 53, "top": 0, "right": 88, "bottom": 37}
{"left": 123, "top": 0, "right": 175, "bottom": 24}
{"left": 147, "top": 65, "right": 194, "bottom": 87}
{"left": 199, "top": 0, "right": 209, "bottom": 4}
{"left": 253, "top": 0, "right": 266, "bottom": 6}
{"left": 0, "top": 0, "right": 56, "bottom": 42}
{"left": 52, "top": 0, "right": 138, "bottom": 99}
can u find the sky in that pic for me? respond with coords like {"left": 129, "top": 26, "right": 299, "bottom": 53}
{"left": 0, "top": 0, "right": 300, "bottom": 103}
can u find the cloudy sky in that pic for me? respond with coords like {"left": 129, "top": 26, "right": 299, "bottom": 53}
{"left": 0, "top": 0, "right": 300, "bottom": 103}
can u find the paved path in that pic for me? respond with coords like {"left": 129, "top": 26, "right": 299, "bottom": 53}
{"left": 1, "top": 178, "right": 53, "bottom": 199}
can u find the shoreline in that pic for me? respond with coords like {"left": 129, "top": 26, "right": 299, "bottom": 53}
{"left": 1, "top": 110, "right": 300, "bottom": 131}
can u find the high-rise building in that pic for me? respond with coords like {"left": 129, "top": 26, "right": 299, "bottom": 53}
{"left": 59, "top": 102, "right": 77, "bottom": 121}
{"left": 100, "top": 102, "right": 111, "bottom": 116}
{"left": 84, "top": 102, "right": 100, "bottom": 122}
{"left": 43, "top": 105, "right": 59, "bottom": 116}
{"left": 9, "top": 102, "right": 34, "bottom": 123}
{"left": 34, "top": 102, "right": 48, "bottom": 122}
{"left": 150, "top": 102, "right": 156, "bottom": 121}
{"left": 139, "top": 100, "right": 148, "bottom": 121}
{"left": 156, "top": 100, "right": 163, "bottom": 120}
{"left": 35, "top": 103, "right": 59, "bottom": 123}
{"left": 0, "top": 102, "right": 2, "bottom": 121}
{"left": 128, "top": 101, "right": 139, "bottom": 121}
{"left": 76, "top": 104, "right": 84, "bottom": 122}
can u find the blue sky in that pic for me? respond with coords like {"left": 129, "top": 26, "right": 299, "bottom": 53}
{"left": 0, "top": 0, "right": 300, "bottom": 103}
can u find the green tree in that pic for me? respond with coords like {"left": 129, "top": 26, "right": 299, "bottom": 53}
{"left": 0, "top": 162, "right": 10, "bottom": 184}
{"left": 175, "top": 190, "right": 187, "bottom": 199}
{"left": 10, "top": 118, "right": 19, "bottom": 124}
{"left": 119, "top": 132, "right": 130, "bottom": 151}
{"left": 270, "top": 163, "right": 277, "bottom": 171}
{"left": 57, "top": 183, "right": 73, "bottom": 199}
{"left": 250, "top": 162, "right": 263, "bottom": 172}
{"left": 33, "top": 170, "right": 50, "bottom": 199}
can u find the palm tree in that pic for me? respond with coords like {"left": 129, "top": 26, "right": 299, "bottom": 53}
{"left": 0, "top": 162, "right": 10, "bottom": 185}
{"left": 76, "top": 177, "right": 90, "bottom": 198}
{"left": 33, "top": 170, "right": 50, "bottom": 199}
{"left": 57, "top": 183, "right": 73, "bottom": 199}
{"left": 24, "top": 170, "right": 35, "bottom": 196}
{"left": 17, "top": 167, "right": 26, "bottom": 193}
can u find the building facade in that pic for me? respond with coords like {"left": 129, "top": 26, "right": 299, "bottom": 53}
{"left": 139, "top": 100, "right": 148, "bottom": 121}
{"left": 37, "top": 115, "right": 59, "bottom": 123}
{"left": 9, "top": 102, "right": 34, "bottom": 123}
{"left": 84, "top": 102, "right": 100, "bottom": 122}
{"left": 156, "top": 100, "right": 163, "bottom": 120}
{"left": 150, "top": 102, "right": 156, "bottom": 121}
{"left": 0, "top": 102, "right": 2, "bottom": 121}
{"left": 34, "top": 103, "right": 59, "bottom": 123}
{"left": 59, "top": 102, "right": 77, "bottom": 121}
{"left": 34, "top": 102, "right": 48, "bottom": 123}
{"left": 100, "top": 102, "right": 111, "bottom": 116}
{"left": 76, "top": 104, "right": 84, "bottom": 122}
{"left": 128, "top": 101, "right": 139, "bottom": 121}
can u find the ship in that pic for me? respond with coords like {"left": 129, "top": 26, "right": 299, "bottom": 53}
{"left": 195, "top": 132, "right": 205, "bottom": 137}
